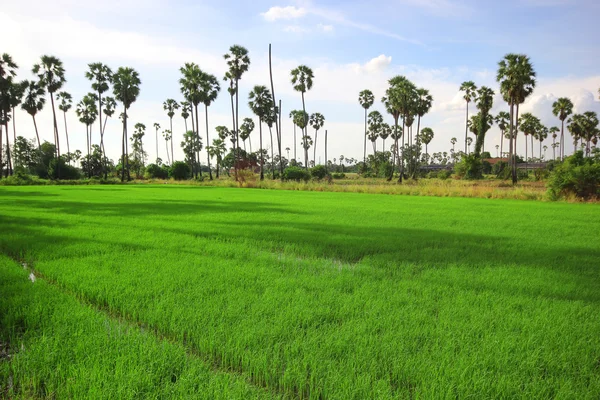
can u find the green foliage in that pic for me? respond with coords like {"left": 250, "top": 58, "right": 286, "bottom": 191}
{"left": 48, "top": 157, "right": 80, "bottom": 180}
{"left": 145, "top": 163, "right": 169, "bottom": 179}
{"left": 332, "top": 172, "right": 346, "bottom": 179}
{"left": 169, "top": 161, "right": 191, "bottom": 180}
{"left": 283, "top": 166, "right": 310, "bottom": 182}
{"left": 547, "top": 151, "right": 600, "bottom": 199}
{"left": 454, "top": 154, "right": 483, "bottom": 180}
{"left": 310, "top": 165, "right": 328, "bottom": 180}
{"left": 481, "top": 160, "right": 492, "bottom": 174}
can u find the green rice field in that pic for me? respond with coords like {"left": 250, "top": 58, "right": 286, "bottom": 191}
{"left": 1, "top": 185, "right": 599, "bottom": 399}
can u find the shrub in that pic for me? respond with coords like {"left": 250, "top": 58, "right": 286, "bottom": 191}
{"left": 454, "top": 154, "right": 482, "bottom": 180}
{"left": 283, "top": 166, "right": 310, "bottom": 182}
{"left": 310, "top": 165, "right": 329, "bottom": 180}
{"left": 547, "top": 151, "right": 600, "bottom": 199}
{"left": 534, "top": 168, "right": 550, "bottom": 181}
{"left": 332, "top": 172, "right": 346, "bottom": 179}
{"left": 145, "top": 163, "right": 169, "bottom": 179}
{"left": 48, "top": 158, "right": 80, "bottom": 180}
{"left": 482, "top": 160, "right": 492, "bottom": 174}
{"left": 237, "top": 169, "right": 258, "bottom": 187}
{"left": 438, "top": 170, "right": 452, "bottom": 180}
{"left": 169, "top": 161, "right": 191, "bottom": 181}
{"left": 426, "top": 171, "right": 439, "bottom": 179}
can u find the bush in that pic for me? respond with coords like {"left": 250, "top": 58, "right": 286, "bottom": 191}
{"left": 547, "top": 151, "right": 600, "bottom": 199}
{"left": 454, "top": 154, "right": 482, "bottom": 180}
{"left": 534, "top": 168, "right": 550, "bottom": 181}
{"left": 310, "top": 165, "right": 329, "bottom": 180}
{"left": 48, "top": 158, "right": 81, "bottom": 180}
{"left": 438, "top": 170, "right": 452, "bottom": 180}
{"left": 332, "top": 172, "right": 346, "bottom": 179}
{"left": 169, "top": 161, "right": 191, "bottom": 181}
{"left": 482, "top": 160, "right": 492, "bottom": 175}
{"left": 283, "top": 166, "right": 310, "bottom": 182}
{"left": 145, "top": 163, "right": 169, "bottom": 179}
{"left": 237, "top": 169, "right": 258, "bottom": 187}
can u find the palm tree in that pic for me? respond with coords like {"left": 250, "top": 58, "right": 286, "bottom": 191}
{"left": 153, "top": 122, "right": 161, "bottom": 163}
{"left": 180, "top": 101, "right": 191, "bottom": 132}
{"left": 497, "top": 53, "right": 536, "bottom": 183}
{"left": 291, "top": 65, "right": 314, "bottom": 166}
{"left": 380, "top": 123, "right": 391, "bottom": 153}
{"left": 552, "top": 97, "right": 573, "bottom": 161}
{"left": 239, "top": 117, "right": 254, "bottom": 152}
{"left": 415, "top": 88, "right": 433, "bottom": 147}
{"left": 179, "top": 63, "right": 204, "bottom": 178}
{"left": 249, "top": 85, "right": 272, "bottom": 179}
{"left": 264, "top": 105, "right": 279, "bottom": 179}
{"left": 289, "top": 110, "right": 299, "bottom": 161}
{"left": 459, "top": 81, "right": 477, "bottom": 154}
{"left": 293, "top": 111, "right": 310, "bottom": 169}
{"left": 208, "top": 138, "right": 227, "bottom": 178}
{"left": 224, "top": 45, "right": 251, "bottom": 180}
{"left": 56, "top": 91, "right": 72, "bottom": 162}
{"left": 100, "top": 96, "right": 116, "bottom": 177}
{"left": 420, "top": 127, "right": 434, "bottom": 160}
{"left": 76, "top": 93, "right": 98, "bottom": 178}
{"left": 450, "top": 137, "right": 457, "bottom": 153}
{"left": 33, "top": 55, "right": 66, "bottom": 162}
{"left": 199, "top": 73, "right": 220, "bottom": 180}
{"left": 567, "top": 115, "right": 582, "bottom": 153}
{"left": 163, "top": 99, "right": 179, "bottom": 164}
{"left": 367, "top": 110, "right": 383, "bottom": 154}
{"left": 495, "top": 111, "right": 510, "bottom": 159}
{"left": 474, "top": 86, "right": 495, "bottom": 156}
{"left": 549, "top": 126, "right": 559, "bottom": 160}
{"left": 358, "top": 90, "right": 375, "bottom": 165}
{"left": 0, "top": 53, "right": 19, "bottom": 176}
{"left": 163, "top": 130, "right": 172, "bottom": 165}
{"left": 20, "top": 80, "right": 45, "bottom": 148}
{"left": 309, "top": 112, "right": 325, "bottom": 165}
{"left": 112, "top": 67, "right": 141, "bottom": 182}
{"left": 86, "top": 62, "right": 112, "bottom": 176}
{"left": 579, "top": 111, "right": 599, "bottom": 157}
{"left": 518, "top": 112, "right": 539, "bottom": 171}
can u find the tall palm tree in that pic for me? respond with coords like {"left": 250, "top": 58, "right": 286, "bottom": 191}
{"left": 367, "top": 110, "right": 383, "bottom": 154}
{"left": 0, "top": 53, "right": 19, "bottom": 176}
{"left": 248, "top": 85, "right": 272, "bottom": 179}
{"left": 567, "top": 115, "right": 582, "bottom": 153}
{"left": 474, "top": 86, "right": 494, "bottom": 156}
{"left": 179, "top": 63, "right": 204, "bottom": 178}
{"left": 459, "top": 81, "right": 477, "bottom": 154}
{"left": 309, "top": 112, "right": 325, "bottom": 165}
{"left": 497, "top": 53, "right": 536, "bottom": 183}
{"left": 239, "top": 117, "right": 255, "bottom": 152}
{"left": 358, "top": 90, "right": 374, "bottom": 165}
{"left": 56, "top": 91, "right": 72, "bottom": 162}
{"left": 112, "top": 67, "right": 141, "bottom": 182}
{"left": 518, "top": 112, "right": 539, "bottom": 171}
{"left": 33, "top": 55, "right": 66, "bottom": 162}
{"left": 163, "top": 129, "right": 172, "bottom": 165}
{"left": 264, "top": 105, "right": 278, "bottom": 179}
{"left": 552, "top": 97, "right": 573, "bottom": 161}
{"left": 180, "top": 101, "right": 191, "bottom": 132}
{"left": 579, "top": 111, "right": 599, "bottom": 157}
{"left": 100, "top": 96, "right": 116, "bottom": 177}
{"left": 495, "top": 111, "right": 510, "bottom": 159}
{"left": 76, "top": 93, "right": 98, "bottom": 178}
{"left": 7, "top": 81, "right": 24, "bottom": 148}
{"left": 293, "top": 111, "right": 310, "bottom": 169}
{"left": 420, "top": 127, "right": 434, "bottom": 160}
{"left": 20, "top": 80, "right": 45, "bottom": 149}
{"left": 208, "top": 138, "right": 227, "bottom": 178}
{"left": 380, "top": 123, "right": 391, "bottom": 153}
{"left": 163, "top": 99, "right": 179, "bottom": 164}
{"left": 199, "top": 73, "right": 220, "bottom": 180}
{"left": 450, "top": 137, "right": 457, "bottom": 153}
{"left": 86, "top": 63, "right": 112, "bottom": 177}
{"left": 153, "top": 123, "right": 161, "bottom": 163}
{"left": 289, "top": 110, "right": 300, "bottom": 161}
{"left": 549, "top": 126, "right": 559, "bottom": 160}
{"left": 224, "top": 45, "right": 251, "bottom": 180}
{"left": 291, "top": 65, "right": 314, "bottom": 166}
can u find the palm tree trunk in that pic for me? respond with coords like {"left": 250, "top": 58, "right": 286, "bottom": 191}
{"left": 325, "top": 129, "right": 328, "bottom": 173}
{"left": 525, "top": 134, "right": 528, "bottom": 174}
{"left": 464, "top": 101, "right": 469, "bottom": 153}
{"left": 12, "top": 108, "right": 16, "bottom": 144}
{"left": 230, "top": 93, "right": 237, "bottom": 180}
{"left": 235, "top": 79, "right": 240, "bottom": 180}
{"left": 86, "top": 124, "right": 91, "bottom": 178}
{"left": 32, "top": 115, "right": 41, "bottom": 149}
{"left": 97, "top": 93, "right": 104, "bottom": 176}
{"left": 293, "top": 123, "right": 297, "bottom": 161}
{"left": 4, "top": 123, "right": 12, "bottom": 177}
{"left": 388, "top": 118, "right": 398, "bottom": 181}
{"left": 398, "top": 117, "right": 406, "bottom": 183}
{"left": 513, "top": 104, "right": 520, "bottom": 184}
{"left": 125, "top": 110, "right": 130, "bottom": 181}
{"left": 269, "top": 126, "right": 274, "bottom": 179}
{"left": 62, "top": 111, "right": 70, "bottom": 164}
{"left": 184, "top": 118, "right": 188, "bottom": 133}
{"left": 363, "top": 108, "right": 367, "bottom": 167}
{"left": 169, "top": 117, "right": 174, "bottom": 164}
{"left": 259, "top": 118, "right": 264, "bottom": 180}
{"left": 205, "top": 105, "right": 213, "bottom": 180}
{"left": 313, "top": 129, "right": 318, "bottom": 165}
{"left": 165, "top": 139, "right": 170, "bottom": 165}
{"left": 268, "top": 45, "right": 284, "bottom": 181}
{"left": 194, "top": 104, "right": 202, "bottom": 178}
{"left": 121, "top": 115, "right": 125, "bottom": 182}
{"left": 301, "top": 91, "right": 307, "bottom": 170}
{"left": 49, "top": 93, "right": 61, "bottom": 178}
{"left": 155, "top": 128, "right": 159, "bottom": 164}
{"left": 500, "top": 130, "right": 504, "bottom": 160}
{"left": 0, "top": 123, "right": 3, "bottom": 178}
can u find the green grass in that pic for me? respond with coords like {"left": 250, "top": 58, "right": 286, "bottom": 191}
{"left": 1, "top": 185, "right": 599, "bottom": 399}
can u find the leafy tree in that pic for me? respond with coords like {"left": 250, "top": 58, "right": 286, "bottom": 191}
{"left": 181, "top": 130, "right": 202, "bottom": 174}
{"left": 170, "top": 161, "right": 190, "bottom": 180}
{"left": 497, "top": 53, "right": 536, "bottom": 183}
{"left": 179, "top": 63, "right": 204, "bottom": 178}
{"left": 208, "top": 138, "right": 227, "bottom": 178}
{"left": 367, "top": 110, "right": 383, "bottom": 154}
{"left": 239, "top": 117, "right": 254, "bottom": 152}
{"left": 131, "top": 122, "right": 146, "bottom": 177}
{"left": 112, "top": 67, "right": 141, "bottom": 182}
{"left": 358, "top": 89, "right": 375, "bottom": 165}
{"left": 420, "top": 127, "right": 434, "bottom": 160}
{"left": 552, "top": 97, "right": 573, "bottom": 160}
{"left": 12, "top": 136, "right": 37, "bottom": 173}
{"left": 76, "top": 93, "right": 98, "bottom": 178}
{"left": 474, "top": 86, "right": 494, "bottom": 156}
{"left": 309, "top": 112, "right": 325, "bottom": 165}
{"left": 163, "top": 99, "right": 179, "bottom": 164}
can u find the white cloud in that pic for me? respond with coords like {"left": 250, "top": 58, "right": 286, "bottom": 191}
{"left": 318, "top": 23, "right": 334, "bottom": 32}
{"left": 261, "top": 6, "right": 307, "bottom": 21}
{"left": 363, "top": 54, "right": 392, "bottom": 73}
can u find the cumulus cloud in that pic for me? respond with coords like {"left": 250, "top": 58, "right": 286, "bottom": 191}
{"left": 261, "top": 6, "right": 307, "bottom": 21}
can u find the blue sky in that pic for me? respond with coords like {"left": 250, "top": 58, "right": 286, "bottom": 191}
{"left": 3, "top": 0, "right": 599, "bottom": 162}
